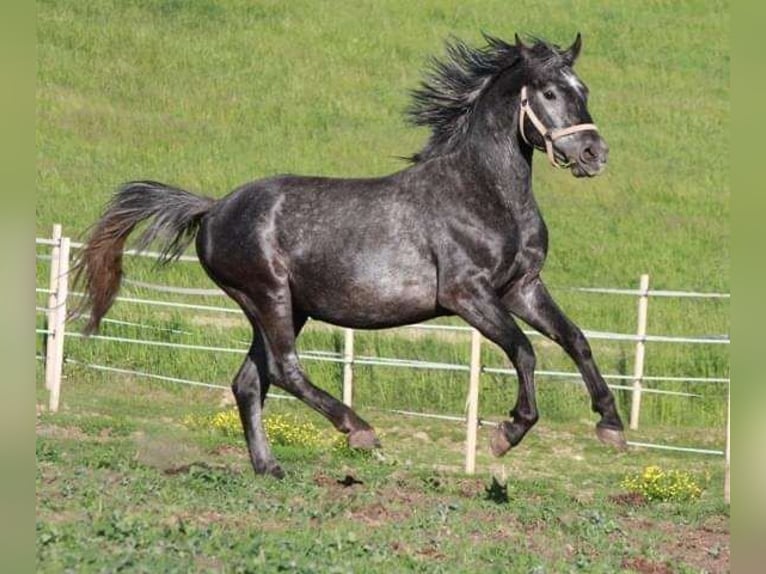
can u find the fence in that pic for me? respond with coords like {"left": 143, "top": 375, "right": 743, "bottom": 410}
{"left": 35, "top": 225, "right": 731, "bottom": 502}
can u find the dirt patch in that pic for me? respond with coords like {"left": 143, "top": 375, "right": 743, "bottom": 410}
{"left": 36, "top": 424, "right": 89, "bottom": 441}
{"left": 456, "top": 478, "right": 487, "bottom": 498}
{"left": 167, "top": 510, "right": 227, "bottom": 525}
{"left": 621, "top": 556, "right": 674, "bottom": 574}
{"left": 415, "top": 543, "right": 447, "bottom": 561}
{"left": 664, "top": 525, "right": 730, "bottom": 573}
{"left": 348, "top": 501, "right": 392, "bottom": 526}
{"left": 326, "top": 470, "right": 729, "bottom": 573}
{"left": 608, "top": 492, "right": 648, "bottom": 507}
{"left": 700, "top": 514, "right": 729, "bottom": 534}
{"left": 621, "top": 515, "right": 730, "bottom": 574}
{"left": 209, "top": 444, "right": 245, "bottom": 458}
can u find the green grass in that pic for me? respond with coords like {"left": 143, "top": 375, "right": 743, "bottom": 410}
{"left": 37, "top": 0, "right": 729, "bottom": 289}
{"left": 36, "top": 375, "right": 729, "bottom": 573}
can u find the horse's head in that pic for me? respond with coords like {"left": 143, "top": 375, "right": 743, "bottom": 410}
{"left": 516, "top": 33, "right": 608, "bottom": 177}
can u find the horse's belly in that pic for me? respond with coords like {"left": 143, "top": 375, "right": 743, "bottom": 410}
{"left": 291, "top": 260, "right": 440, "bottom": 329}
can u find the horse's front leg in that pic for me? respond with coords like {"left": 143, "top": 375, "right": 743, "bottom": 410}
{"left": 502, "top": 276, "right": 627, "bottom": 449}
{"left": 439, "top": 279, "right": 540, "bottom": 455}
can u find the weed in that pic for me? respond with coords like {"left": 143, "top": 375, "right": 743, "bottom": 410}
{"left": 620, "top": 465, "right": 703, "bottom": 502}
{"left": 36, "top": 439, "right": 60, "bottom": 463}
{"left": 183, "top": 409, "right": 373, "bottom": 462}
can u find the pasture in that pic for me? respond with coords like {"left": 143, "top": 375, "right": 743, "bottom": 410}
{"left": 36, "top": 0, "right": 729, "bottom": 571}
{"left": 36, "top": 375, "right": 729, "bottom": 573}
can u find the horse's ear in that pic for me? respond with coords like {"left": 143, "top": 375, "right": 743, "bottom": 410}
{"left": 563, "top": 32, "right": 582, "bottom": 65}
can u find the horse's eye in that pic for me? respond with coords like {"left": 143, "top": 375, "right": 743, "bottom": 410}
{"left": 543, "top": 90, "right": 556, "bottom": 100}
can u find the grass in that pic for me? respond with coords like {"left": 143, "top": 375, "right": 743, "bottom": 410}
{"left": 37, "top": 0, "right": 729, "bottom": 288}
{"left": 36, "top": 375, "right": 729, "bottom": 573}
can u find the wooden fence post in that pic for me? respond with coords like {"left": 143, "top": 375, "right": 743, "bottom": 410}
{"left": 47, "top": 234, "right": 71, "bottom": 412}
{"left": 465, "top": 328, "right": 482, "bottom": 474}
{"left": 629, "top": 274, "right": 650, "bottom": 430}
{"left": 44, "top": 224, "right": 62, "bottom": 391}
{"left": 342, "top": 328, "right": 354, "bottom": 407}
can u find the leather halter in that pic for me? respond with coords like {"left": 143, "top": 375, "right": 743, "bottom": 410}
{"left": 518, "top": 86, "right": 599, "bottom": 168}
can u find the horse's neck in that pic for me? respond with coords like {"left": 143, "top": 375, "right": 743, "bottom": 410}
{"left": 465, "top": 135, "right": 540, "bottom": 218}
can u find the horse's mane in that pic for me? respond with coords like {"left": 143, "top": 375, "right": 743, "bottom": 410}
{"left": 407, "top": 34, "right": 570, "bottom": 163}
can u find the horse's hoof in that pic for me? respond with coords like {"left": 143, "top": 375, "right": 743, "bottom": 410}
{"left": 348, "top": 429, "right": 380, "bottom": 450}
{"left": 595, "top": 426, "right": 627, "bottom": 450}
{"left": 490, "top": 424, "right": 512, "bottom": 457}
{"left": 255, "top": 463, "right": 285, "bottom": 479}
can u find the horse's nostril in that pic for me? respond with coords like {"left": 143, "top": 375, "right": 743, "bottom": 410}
{"left": 582, "top": 146, "right": 596, "bottom": 161}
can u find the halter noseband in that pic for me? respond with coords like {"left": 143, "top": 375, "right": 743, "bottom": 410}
{"left": 519, "top": 86, "right": 599, "bottom": 168}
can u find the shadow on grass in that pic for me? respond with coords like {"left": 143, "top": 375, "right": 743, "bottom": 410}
{"left": 485, "top": 476, "right": 509, "bottom": 504}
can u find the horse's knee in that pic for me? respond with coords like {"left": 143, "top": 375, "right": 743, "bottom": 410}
{"left": 567, "top": 331, "right": 593, "bottom": 361}
{"left": 231, "top": 381, "right": 255, "bottom": 402}
{"left": 506, "top": 334, "right": 536, "bottom": 371}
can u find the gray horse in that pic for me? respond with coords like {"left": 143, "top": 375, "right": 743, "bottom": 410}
{"left": 74, "top": 33, "right": 626, "bottom": 478}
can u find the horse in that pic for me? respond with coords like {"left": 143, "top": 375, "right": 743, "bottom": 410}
{"left": 73, "top": 32, "right": 627, "bottom": 479}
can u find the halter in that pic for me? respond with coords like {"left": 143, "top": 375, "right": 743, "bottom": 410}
{"left": 518, "top": 86, "right": 599, "bottom": 168}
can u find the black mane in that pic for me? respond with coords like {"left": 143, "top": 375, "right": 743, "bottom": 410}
{"left": 407, "top": 34, "right": 572, "bottom": 163}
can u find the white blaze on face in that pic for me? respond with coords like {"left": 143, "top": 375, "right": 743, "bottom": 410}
{"left": 562, "top": 70, "right": 585, "bottom": 99}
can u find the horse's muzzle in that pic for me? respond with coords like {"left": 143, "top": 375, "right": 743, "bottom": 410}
{"left": 572, "top": 137, "right": 609, "bottom": 178}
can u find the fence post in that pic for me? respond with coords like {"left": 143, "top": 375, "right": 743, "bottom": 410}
{"left": 724, "top": 381, "right": 730, "bottom": 504}
{"left": 629, "top": 274, "right": 650, "bottom": 430}
{"left": 44, "top": 224, "right": 62, "bottom": 391}
{"left": 47, "top": 234, "right": 71, "bottom": 412}
{"left": 465, "top": 328, "right": 482, "bottom": 474}
{"left": 342, "top": 328, "right": 354, "bottom": 407}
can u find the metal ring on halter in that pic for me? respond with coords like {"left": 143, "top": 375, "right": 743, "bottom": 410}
{"left": 518, "top": 86, "right": 599, "bottom": 169}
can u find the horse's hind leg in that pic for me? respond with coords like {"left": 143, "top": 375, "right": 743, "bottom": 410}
{"left": 276, "top": 359, "right": 380, "bottom": 449}
{"left": 232, "top": 336, "right": 284, "bottom": 478}
{"left": 217, "top": 286, "right": 286, "bottom": 477}
{"left": 502, "top": 277, "right": 627, "bottom": 449}
{"left": 251, "top": 292, "right": 379, "bottom": 450}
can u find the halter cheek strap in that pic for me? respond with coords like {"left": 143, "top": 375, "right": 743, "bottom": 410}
{"left": 518, "top": 86, "right": 599, "bottom": 168}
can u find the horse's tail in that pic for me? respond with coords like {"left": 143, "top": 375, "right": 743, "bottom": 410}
{"left": 72, "top": 181, "right": 216, "bottom": 334}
